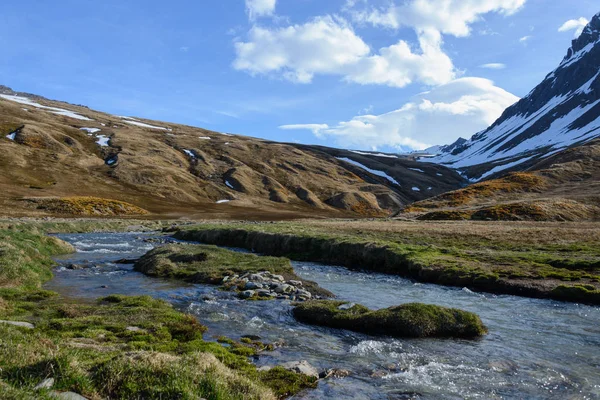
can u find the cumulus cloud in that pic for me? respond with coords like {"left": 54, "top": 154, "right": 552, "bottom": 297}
{"left": 233, "top": 16, "right": 455, "bottom": 87}
{"left": 479, "top": 63, "right": 506, "bottom": 69}
{"left": 245, "top": 0, "right": 277, "bottom": 20}
{"left": 350, "top": 0, "right": 526, "bottom": 37}
{"left": 280, "top": 78, "right": 519, "bottom": 151}
{"left": 558, "top": 17, "right": 589, "bottom": 38}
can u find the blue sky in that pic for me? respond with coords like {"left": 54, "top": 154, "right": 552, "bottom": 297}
{"left": 1, "top": 0, "right": 598, "bottom": 152}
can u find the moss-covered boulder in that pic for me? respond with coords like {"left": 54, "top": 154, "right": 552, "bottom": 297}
{"left": 292, "top": 300, "right": 487, "bottom": 339}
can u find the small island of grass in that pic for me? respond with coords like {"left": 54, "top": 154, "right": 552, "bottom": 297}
{"left": 292, "top": 300, "right": 487, "bottom": 339}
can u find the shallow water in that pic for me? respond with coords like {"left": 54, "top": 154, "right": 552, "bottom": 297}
{"left": 47, "top": 233, "right": 600, "bottom": 399}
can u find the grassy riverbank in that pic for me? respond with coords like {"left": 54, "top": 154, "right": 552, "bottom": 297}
{"left": 0, "top": 223, "right": 315, "bottom": 399}
{"left": 173, "top": 220, "right": 600, "bottom": 304}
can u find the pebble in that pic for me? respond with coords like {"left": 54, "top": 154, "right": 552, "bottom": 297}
{"left": 281, "top": 360, "right": 320, "bottom": 379}
{"left": 34, "top": 378, "right": 55, "bottom": 390}
{"left": 240, "top": 290, "right": 255, "bottom": 299}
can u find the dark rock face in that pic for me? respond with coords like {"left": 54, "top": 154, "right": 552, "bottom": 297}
{"left": 431, "top": 12, "right": 600, "bottom": 180}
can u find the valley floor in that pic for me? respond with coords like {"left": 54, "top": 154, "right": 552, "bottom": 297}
{"left": 0, "top": 217, "right": 599, "bottom": 398}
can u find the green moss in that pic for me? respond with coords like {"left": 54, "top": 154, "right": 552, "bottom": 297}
{"left": 293, "top": 300, "right": 488, "bottom": 339}
{"left": 259, "top": 367, "right": 318, "bottom": 398}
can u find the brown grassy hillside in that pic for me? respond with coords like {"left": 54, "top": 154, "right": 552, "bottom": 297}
{"left": 0, "top": 87, "right": 463, "bottom": 219}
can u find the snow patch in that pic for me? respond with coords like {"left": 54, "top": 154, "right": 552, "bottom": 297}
{"left": 216, "top": 200, "right": 230, "bottom": 204}
{"left": 412, "top": 187, "right": 421, "bottom": 192}
{"left": 122, "top": 119, "right": 167, "bottom": 130}
{"left": 183, "top": 149, "right": 196, "bottom": 158}
{"left": 225, "top": 180, "right": 235, "bottom": 189}
{"left": 336, "top": 157, "right": 401, "bottom": 186}
{"left": 80, "top": 127, "right": 101, "bottom": 134}
{"left": 198, "top": 136, "right": 211, "bottom": 140}
{"left": 350, "top": 150, "right": 398, "bottom": 158}
{"left": 96, "top": 135, "right": 110, "bottom": 147}
{"left": 6, "top": 132, "right": 16, "bottom": 141}
{"left": 0, "top": 94, "right": 91, "bottom": 121}
{"left": 408, "top": 168, "right": 424, "bottom": 173}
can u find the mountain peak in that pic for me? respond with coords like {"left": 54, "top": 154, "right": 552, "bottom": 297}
{"left": 568, "top": 12, "right": 600, "bottom": 55}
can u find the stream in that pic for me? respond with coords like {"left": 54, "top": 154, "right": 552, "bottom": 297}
{"left": 45, "top": 232, "right": 600, "bottom": 399}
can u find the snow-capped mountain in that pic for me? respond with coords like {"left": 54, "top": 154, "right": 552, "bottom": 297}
{"left": 428, "top": 12, "right": 600, "bottom": 180}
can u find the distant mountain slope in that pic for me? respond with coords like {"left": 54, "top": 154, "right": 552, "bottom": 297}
{"left": 428, "top": 12, "right": 600, "bottom": 181}
{"left": 404, "top": 139, "right": 600, "bottom": 221}
{"left": 0, "top": 86, "right": 462, "bottom": 219}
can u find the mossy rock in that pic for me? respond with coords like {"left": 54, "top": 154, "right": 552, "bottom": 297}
{"left": 293, "top": 300, "right": 487, "bottom": 339}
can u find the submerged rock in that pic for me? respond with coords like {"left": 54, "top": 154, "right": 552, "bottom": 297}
{"left": 292, "top": 300, "right": 487, "bottom": 339}
{"left": 281, "top": 360, "right": 320, "bottom": 379}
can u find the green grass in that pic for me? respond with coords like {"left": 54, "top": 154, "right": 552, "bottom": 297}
{"left": 0, "top": 223, "right": 316, "bottom": 399}
{"left": 173, "top": 221, "right": 600, "bottom": 304}
{"left": 293, "top": 300, "right": 487, "bottom": 339}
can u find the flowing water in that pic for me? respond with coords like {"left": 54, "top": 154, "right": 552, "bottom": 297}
{"left": 46, "top": 232, "right": 600, "bottom": 400}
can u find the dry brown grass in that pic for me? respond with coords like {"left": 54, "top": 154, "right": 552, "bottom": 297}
{"left": 24, "top": 196, "right": 149, "bottom": 216}
{"left": 414, "top": 172, "right": 547, "bottom": 209}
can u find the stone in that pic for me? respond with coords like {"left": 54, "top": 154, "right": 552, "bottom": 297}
{"left": 271, "top": 275, "right": 285, "bottom": 282}
{"left": 201, "top": 294, "right": 216, "bottom": 301}
{"left": 274, "top": 284, "right": 293, "bottom": 294}
{"left": 0, "top": 320, "right": 34, "bottom": 329}
{"left": 257, "top": 289, "right": 273, "bottom": 297}
{"left": 248, "top": 274, "right": 265, "bottom": 282}
{"left": 257, "top": 366, "right": 272, "bottom": 372}
{"left": 296, "top": 289, "right": 312, "bottom": 299}
{"left": 289, "top": 280, "right": 303, "bottom": 286}
{"left": 50, "top": 392, "right": 89, "bottom": 400}
{"left": 34, "top": 378, "right": 55, "bottom": 390}
{"left": 281, "top": 360, "right": 319, "bottom": 379}
{"left": 222, "top": 276, "right": 231, "bottom": 283}
{"left": 126, "top": 326, "right": 143, "bottom": 332}
{"left": 245, "top": 281, "right": 263, "bottom": 290}
{"left": 240, "top": 290, "right": 255, "bottom": 299}
{"left": 338, "top": 303, "right": 356, "bottom": 310}
{"left": 65, "top": 263, "right": 86, "bottom": 270}
{"left": 319, "top": 369, "right": 351, "bottom": 379}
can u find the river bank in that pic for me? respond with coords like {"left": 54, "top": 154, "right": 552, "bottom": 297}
{"left": 0, "top": 222, "right": 315, "bottom": 399}
{"left": 46, "top": 231, "right": 600, "bottom": 399}
{"left": 172, "top": 220, "right": 600, "bottom": 304}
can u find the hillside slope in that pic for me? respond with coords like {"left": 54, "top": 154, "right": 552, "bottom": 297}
{"left": 0, "top": 87, "right": 462, "bottom": 219}
{"left": 404, "top": 139, "right": 600, "bottom": 221}
{"left": 427, "top": 12, "right": 600, "bottom": 180}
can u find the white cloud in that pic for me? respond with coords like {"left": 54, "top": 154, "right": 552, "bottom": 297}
{"left": 279, "top": 124, "right": 329, "bottom": 136}
{"left": 558, "top": 17, "right": 589, "bottom": 38}
{"left": 245, "top": 0, "right": 277, "bottom": 21}
{"left": 519, "top": 35, "right": 532, "bottom": 43}
{"left": 350, "top": 0, "right": 526, "bottom": 37}
{"left": 479, "top": 63, "right": 506, "bottom": 69}
{"left": 282, "top": 78, "right": 519, "bottom": 151}
{"left": 233, "top": 16, "right": 455, "bottom": 87}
